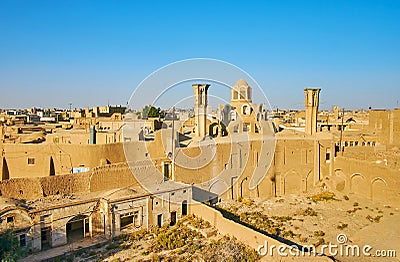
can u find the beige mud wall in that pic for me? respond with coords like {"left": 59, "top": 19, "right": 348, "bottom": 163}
{"left": 334, "top": 156, "right": 400, "bottom": 206}
{"left": 190, "top": 203, "right": 332, "bottom": 261}
{"left": 2, "top": 143, "right": 126, "bottom": 178}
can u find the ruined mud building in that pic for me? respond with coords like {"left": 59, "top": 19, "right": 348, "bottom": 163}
{"left": 0, "top": 79, "right": 399, "bottom": 253}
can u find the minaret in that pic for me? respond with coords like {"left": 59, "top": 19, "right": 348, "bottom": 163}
{"left": 304, "top": 88, "right": 321, "bottom": 135}
{"left": 192, "top": 84, "right": 210, "bottom": 137}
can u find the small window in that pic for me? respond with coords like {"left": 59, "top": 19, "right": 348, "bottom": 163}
{"left": 171, "top": 192, "right": 175, "bottom": 196}
{"left": 326, "top": 148, "right": 331, "bottom": 162}
{"left": 7, "top": 216, "right": 14, "bottom": 223}
{"left": 28, "top": 158, "right": 35, "bottom": 165}
{"left": 183, "top": 190, "right": 187, "bottom": 193}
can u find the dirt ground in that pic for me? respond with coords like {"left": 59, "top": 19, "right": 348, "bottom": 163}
{"left": 217, "top": 189, "right": 399, "bottom": 262}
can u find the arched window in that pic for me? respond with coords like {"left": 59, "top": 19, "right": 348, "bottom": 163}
{"left": 242, "top": 105, "right": 249, "bottom": 115}
{"left": 230, "top": 110, "right": 236, "bottom": 121}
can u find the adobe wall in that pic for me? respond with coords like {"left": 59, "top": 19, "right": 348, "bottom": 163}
{"left": 0, "top": 172, "right": 91, "bottom": 200}
{"left": 274, "top": 136, "right": 333, "bottom": 195}
{"left": 368, "top": 109, "right": 400, "bottom": 146}
{"left": 190, "top": 203, "right": 331, "bottom": 261}
{"left": 334, "top": 156, "right": 400, "bottom": 206}
{"left": 2, "top": 143, "right": 126, "bottom": 178}
{"left": 0, "top": 178, "right": 43, "bottom": 199}
{"left": 0, "top": 162, "right": 141, "bottom": 199}
{"left": 89, "top": 162, "right": 140, "bottom": 192}
{"left": 40, "top": 172, "right": 91, "bottom": 196}
{"left": 147, "top": 131, "right": 333, "bottom": 201}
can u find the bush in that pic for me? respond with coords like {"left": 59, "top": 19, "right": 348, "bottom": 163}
{"left": 150, "top": 223, "right": 203, "bottom": 252}
{"left": 0, "top": 229, "right": 26, "bottom": 261}
{"left": 373, "top": 215, "right": 383, "bottom": 223}
{"left": 309, "top": 191, "right": 335, "bottom": 202}
{"left": 301, "top": 207, "right": 317, "bottom": 216}
{"left": 300, "top": 237, "right": 308, "bottom": 243}
{"left": 201, "top": 235, "right": 260, "bottom": 261}
{"left": 188, "top": 216, "right": 211, "bottom": 229}
{"left": 282, "top": 230, "right": 296, "bottom": 238}
{"left": 272, "top": 216, "right": 292, "bottom": 222}
{"left": 313, "top": 230, "right": 325, "bottom": 237}
{"left": 240, "top": 198, "right": 254, "bottom": 206}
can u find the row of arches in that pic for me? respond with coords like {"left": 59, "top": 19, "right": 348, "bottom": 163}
{"left": 278, "top": 169, "right": 389, "bottom": 203}
{"left": 350, "top": 173, "right": 387, "bottom": 201}
{"left": 337, "top": 141, "right": 377, "bottom": 147}
{"left": 280, "top": 169, "right": 313, "bottom": 195}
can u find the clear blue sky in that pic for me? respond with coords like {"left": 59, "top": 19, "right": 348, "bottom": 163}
{"left": 0, "top": 0, "right": 399, "bottom": 110}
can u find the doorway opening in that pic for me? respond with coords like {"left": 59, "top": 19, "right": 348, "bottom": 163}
{"left": 66, "top": 215, "right": 89, "bottom": 243}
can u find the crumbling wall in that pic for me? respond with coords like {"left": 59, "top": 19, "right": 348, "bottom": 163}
{"left": 40, "top": 172, "right": 91, "bottom": 196}
{"left": 89, "top": 162, "right": 140, "bottom": 192}
{"left": 0, "top": 172, "right": 91, "bottom": 200}
{"left": 0, "top": 178, "right": 43, "bottom": 199}
{"left": 0, "top": 162, "right": 145, "bottom": 200}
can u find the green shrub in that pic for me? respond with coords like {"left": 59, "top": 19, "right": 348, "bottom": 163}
{"left": 313, "top": 230, "right": 325, "bottom": 237}
{"left": 0, "top": 229, "right": 27, "bottom": 261}
{"left": 301, "top": 207, "right": 317, "bottom": 216}
{"left": 309, "top": 191, "right": 335, "bottom": 202}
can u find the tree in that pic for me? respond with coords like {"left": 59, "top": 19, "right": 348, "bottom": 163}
{"left": 142, "top": 105, "right": 161, "bottom": 119}
{"left": 148, "top": 107, "right": 160, "bottom": 117}
{"left": 0, "top": 229, "right": 26, "bottom": 261}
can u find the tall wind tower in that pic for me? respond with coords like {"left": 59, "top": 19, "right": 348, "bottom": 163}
{"left": 304, "top": 88, "right": 321, "bottom": 135}
{"left": 192, "top": 84, "right": 210, "bottom": 137}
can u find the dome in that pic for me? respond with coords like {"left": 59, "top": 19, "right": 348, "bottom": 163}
{"left": 233, "top": 79, "right": 249, "bottom": 88}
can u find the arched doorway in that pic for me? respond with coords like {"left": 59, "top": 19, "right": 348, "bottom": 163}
{"left": 283, "top": 170, "right": 301, "bottom": 195}
{"left": 371, "top": 178, "right": 387, "bottom": 202}
{"left": 350, "top": 173, "right": 369, "bottom": 196}
{"left": 2, "top": 157, "right": 9, "bottom": 181}
{"left": 209, "top": 122, "right": 219, "bottom": 138}
{"left": 49, "top": 156, "right": 55, "bottom": 176}
{"left": 182, "top": 200, "right": 188, "bottom": 216}
{"left": 66, "top": 214, "right": 89, "bottom": 243}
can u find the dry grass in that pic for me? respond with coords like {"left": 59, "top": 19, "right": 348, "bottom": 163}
{"left": 308, "top": 191, "right": 336, "bottom": 202}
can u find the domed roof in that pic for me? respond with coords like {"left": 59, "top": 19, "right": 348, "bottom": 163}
{"left": 233, "top": 79, "right": 249, "bottom": 88}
